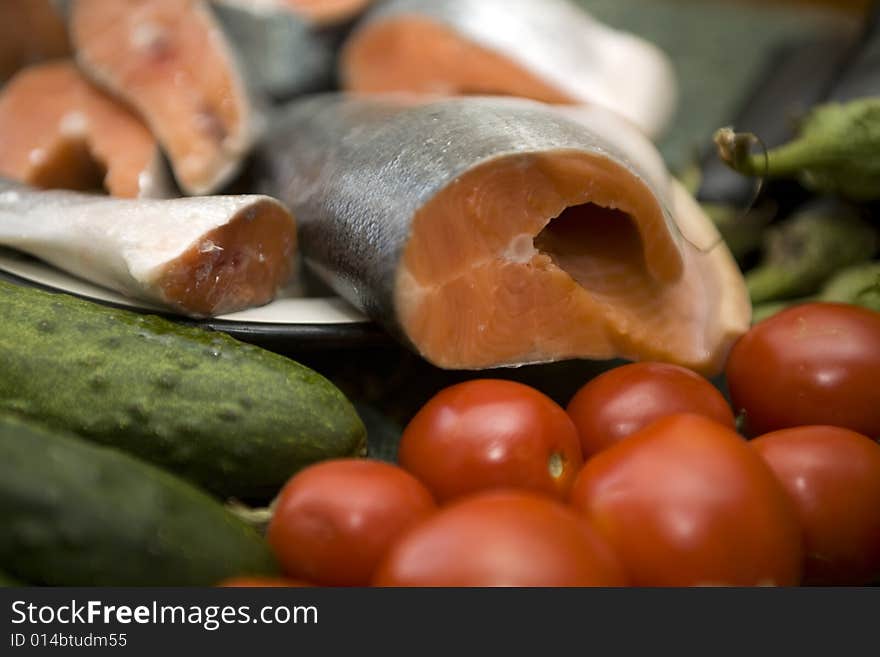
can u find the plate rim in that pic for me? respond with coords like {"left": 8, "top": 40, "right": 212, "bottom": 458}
{"left": 0, "top": 267, "right": 390, "bottom": 350}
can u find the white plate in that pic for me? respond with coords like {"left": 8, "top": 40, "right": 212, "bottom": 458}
{"left": 0, "top": 248, "right": 383, "bottom": 347}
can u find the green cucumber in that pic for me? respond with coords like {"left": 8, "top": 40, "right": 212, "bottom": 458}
{"left": 0, "top": 414, "right": 277, "bottom": 586}
{"left": 0, "top": 280, "right": 366, "bottom": 499}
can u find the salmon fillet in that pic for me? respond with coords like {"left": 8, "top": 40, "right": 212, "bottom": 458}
{"left": 341, "top": 0, "right": 677, "bottom": 138}
{"left": 0, "top": 0, "right": 69, "bottom": 83}
{"left": 69, "top": 0, "right": 261, "bottom": 195}
{"left": 0, "top": 179, "right": 297, "bottom": 316}
{"left": 258, "top": 95, "right": 749, "bottom": 374}
{"left": 0, "top": 61, "right": 170, "bottom": 198}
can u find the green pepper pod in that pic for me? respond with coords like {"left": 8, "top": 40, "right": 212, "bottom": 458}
{"left": 714, "top": 98, "right": 880, "bottom": 201}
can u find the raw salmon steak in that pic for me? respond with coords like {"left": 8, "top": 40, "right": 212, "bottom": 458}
{"left": 259, "top": 95, "right": 750, "bottom": 374}
{"left": 341, "top": 0, "right": 677, "bottom": 138}
{"left": 0, "top": 61, "right": 170, "bottom": 199}
{"left": 0, "top": 179, "right": 297, "bottom": 316}
{"left": 69, "top": 0, "right": 261, "bottom": 195}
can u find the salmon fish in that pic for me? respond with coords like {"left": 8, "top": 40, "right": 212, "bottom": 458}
{"left": 69, "top": 0, "right": 261, "bottom": 195}
{"left": 281, "top": 0, "right": 375, "bottom": 26}
{"left": 209, "top": 0, "right": 351, "bottom": 99}
{"left": 217, "top": 0, "right": 374, "bottom": 27}
{"left": 0, "top": 61, "right": 171, "bottom": 199}
{"left": 258, "top": 95, "right": 749, "bottom": 374}
{"left": 0, "top": 0, "right": 69, "bottom": 83}
{"left": 0, "top": 179, "right": 296, "bottom": 316}
{"left": 341, "top": 0, "right": 678, "bottom": 138}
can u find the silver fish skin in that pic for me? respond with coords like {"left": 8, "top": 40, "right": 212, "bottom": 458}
{"left": 346, "top": 0, "right": 678, "bottom": 138}
{"left": 211, "top": 0, "right": 340, "bottom": 99}
{"left": 260, "top": 94, "right": 676, "bottom": 340}
{"left": 68, "top": 0, "right": 264, "bottom": 197}
{"left": 259, "top": 94, "right": 750, "bottom": 373}
{"left": 0, "top": 178, "right": 296, "bottom": 316}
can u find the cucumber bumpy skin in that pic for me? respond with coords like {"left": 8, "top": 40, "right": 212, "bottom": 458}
{"left": 0, "top": 280, "right": 367, "bottom": 499}
{"left": 0, "top": 415, "right": 277, "bottom": 586}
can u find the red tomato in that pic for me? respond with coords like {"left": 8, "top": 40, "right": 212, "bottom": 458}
{"left": 569, "top": 414, "right": 803, "bottom": 586}
{"left": 373, "top": 490, "right": 627, "bottom": 587}
{"left": 726, "top": 303, "right": 880, "bottom": 436}
{"left": 218, "top": 577, "right": 312, "bottom": 587}
{"left": 751, "top": 426, "right": 880, "bottom": 585}
{"left": 566, "top": 362, "right": 735, "bottom": 457}
{"left": 398, "top": 380, "right": 584, "bottom": 503}
{"left": 267, "top": 459, "right": 436, "bottom": 586}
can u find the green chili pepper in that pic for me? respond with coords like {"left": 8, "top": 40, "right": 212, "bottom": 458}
{"left": 819, "top": 261, "right": 880, "bottom": 311}
{"left": 745, "top": 201, "right": 877, "bottom": 305}
{"left": 750, "top": 261, "right": 880, "bottom": 323}
{"left": 714, "top": 98, "right": 880, "bottom": 201}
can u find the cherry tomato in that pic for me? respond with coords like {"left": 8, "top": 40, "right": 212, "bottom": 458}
{"left": 398, "top": 380, "right": 584, "bottom": 503}
{"left": 566, "top": 362, "right": 735, "bottom": 457}
{"left": 569, "top": 414, "right": 803, "bottom": 586}
{"left": 751, "top": 426, "right": 880, "bottom": 585}
{"left": 726, "top": 303, "right": 880, "bottom": 436}
{"left": 218, "top": 577, "right": 312, "bottom": 587}
{"left": 267, "top": 459, "right": 436, "bottom": 586}
{"left": 373, "top": 490, "right": 627, "bottom": 587}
